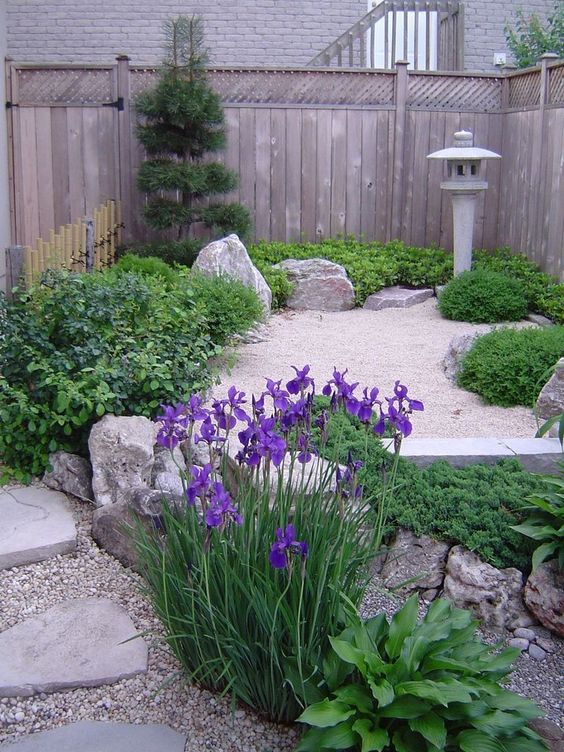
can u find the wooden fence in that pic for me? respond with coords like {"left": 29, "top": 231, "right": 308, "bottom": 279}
{"left": 5, "top": 56, "right": 564, "bottom": 280}
{"left": 5, "top": 200, "right": 121, "bottom": 290}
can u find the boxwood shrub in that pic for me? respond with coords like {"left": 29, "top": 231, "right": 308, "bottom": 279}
{"left": 458, "top": 325, "right": 564, "bottom": 407}
{"left": 438, "top": 269, "right": 528, "bottom": 323}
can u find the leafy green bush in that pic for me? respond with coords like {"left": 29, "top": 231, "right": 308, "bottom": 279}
{"left": 112, "top": 253, "right": 178, "bottom": 285}
{"left": 118, "top": 239, "right": 202, "bottom": 267}
{"left": 0, "top": 266, "right": 261, "bottom": 479}
{"left": 505, "top": 2, "right": 564, "bottom": 69}
{"left": 256, "top": 263, "right": 294, "bottom": 309}
{"left": 297, "top": 596, "right": 545, "bottom": 752}
{"left": 474, "top": 248, "right": 564, "bottom": 324}
{"left": 438, "top": 270, "right": 528, "bottom": 323}
{"left": 458, "top": 326, "right": 564, "bottom": 407}
{"left": 248, "top": 239, "right": 453, "bottom": 305}
{"left": 188, "top": 270, "right": 263, "bottom": 345}
{"left": 135, "top": 369, "right": 415, "bottom": 723}
{"left": 318, "top": 403, "right": 542, "bottom": 570}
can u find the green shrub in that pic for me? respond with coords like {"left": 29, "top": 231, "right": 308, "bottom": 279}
{"left": 438, "top": 269, "right": 528, "bottom": 323}
{"left": 458, "top": 326, "right": 564, "bottom": 407}
{"left": 120, "top": 239, "right": 202, "bottom": 267}
{"left": 0, "top": 270, "right": 221, "bottom": 478}
{"left": 297, "top": 596, "right": 545, "bottom": 752}
{"left": 318, "top": 402, "right": 542, "bottom": 570}
{"left": 188, "top": 270, "right": 263, "bottom": 345}
{"left": 256, "top": 263, "right": 294, "bottom": 308}
{"left": 112, "top": 253, "right": 178, "bottom": 285}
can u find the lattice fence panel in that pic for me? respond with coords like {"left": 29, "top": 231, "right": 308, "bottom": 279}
{"left": 130, "top": 68, "right": 159, "bottom": 98}
{"left": 407, "top": 74, "right": 502, "bottom": 111}
{"left": 16, "top": 68, "right": 113, "bottom": 105}
{"left": 508, "top": 71, "right": 541, "bottom": 108}
{"left": 209, "top": 69, "right": 396, "bottom": 105}
{"left": 549, "top": 64, "right": 564, "bottom": 105}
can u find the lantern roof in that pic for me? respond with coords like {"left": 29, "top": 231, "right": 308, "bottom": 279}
{"left": 427, "top": 130, "right": 501, "bottom": 161}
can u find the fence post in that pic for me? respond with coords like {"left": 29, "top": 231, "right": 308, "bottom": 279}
{"left": 5, "top": 245, "right": 25, "bottom": 297}
{"left": 84, "top": 219, "right": 95, "bottom": 272}
{"left": 116, "top": 55, "right": 132, "bottom": 246}
{"left": 390, "top": 60, "right": 409, "bottom": 240}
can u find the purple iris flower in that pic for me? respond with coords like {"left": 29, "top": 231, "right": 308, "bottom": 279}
{"left": 357, "top": 387, "right": 381, "bottom": 424}
{"left": 194, "top": 417, "right": 226, "bottom": 447}
{"left": 322, "top": 368, "right": 359, "bottom": 414}
{"left": 186, "top": 463, "right": 213, "bottom": 505}
{"left": 256, "top": 416, "right": 287, "bottom": 467}
{"left": 205, "top": 482, "right": 242, "bottom": 528}
{"left": 296, "top": 432, "right": 315, "bottom": 464}
{"left": 286, "top": 365, "right": 314, "bottom": 395}
{"left": 263, "top": 378, "right": 292, "bottom": 412}
{"left": 269, "top": 524, "right": 309, "bottom": 569}
{"left": 279, "top": 397, "right": 309, "bottom": 432}
{"left": 155, "top": 402, "right": 190, "bottom": 449}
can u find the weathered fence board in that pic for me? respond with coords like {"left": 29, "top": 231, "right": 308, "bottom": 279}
{"left": 5, "top": 60, "right": 564, "bottom": 280}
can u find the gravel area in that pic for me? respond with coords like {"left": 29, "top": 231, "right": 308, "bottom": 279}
{"left": 214, "top": 300, "right": 538, "bottom": 438}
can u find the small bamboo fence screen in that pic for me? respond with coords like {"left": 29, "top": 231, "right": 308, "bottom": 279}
{"left": 22, "top": 200, "right": 121, "bottom": 286}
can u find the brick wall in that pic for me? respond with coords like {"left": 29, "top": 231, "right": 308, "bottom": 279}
{"left": 5, "top": 1, "right": 559, "bottom": 71}
{"left": 6, "top": 0, "right": 367, "bottom": 67}
{"left": 463, "top": 0, "right": 555, "bottom": 72}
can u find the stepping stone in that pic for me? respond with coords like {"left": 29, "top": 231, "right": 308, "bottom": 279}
{"left": 0, "top": 487, "right": 77, "bottom": 570}
{"left": 0, "top": 721, "right": 186, "bottom": 751}
{"left": 0, "top": 598, "right": 148, "bottom": 697}
{"left": 388, "top": 437, "right": 562, "bottom": 472}
{"left": 363, "top": 286, "right": 434, "bottom": 310}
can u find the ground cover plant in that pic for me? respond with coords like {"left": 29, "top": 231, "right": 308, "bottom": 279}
{"left": 458, "top": 326, "right": 564, "bottom": 408}
{"left": 438, "top": 269, "right": 528, "bottom": 323}
{"left": 317, "top": 402, "right": 542, "bottom": 571}
{"left": 0, "top": 268, "right": 261, "bottom": 479}
{"left": 135, "top": 367, "right": 425, "bottom": 723}
{"left": 297, "top": 596, "right": 545, "bottom": 752}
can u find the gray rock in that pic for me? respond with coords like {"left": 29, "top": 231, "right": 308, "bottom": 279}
{"left": 91, "top": 502, "right": 142, "bottom": 569}
{"left": 153, "top": 471, "right": 185, "bottom": 499}
{"left": 380, "top": 528, "right": 450, "bottom": 595}
{"left": 510, "top": 611, "right": 538, "bottom": 629}
{"left": 42, "top": 451, "right": 94, "bottom": 502}
{"left": 528, "top": 643, "right": 547, "bottom": 661}
{"left": 127, "top": 487, "right": 181, "bottom": 518}
{"left": 231, "top": 322, "right": 271, "bottom": 344}
{"left": 274, "top": 258, "right": 355, "bottom": 312}
{"left": 524, "top": 560, "right": 564, "bottom": 638}
{"left": 0, "top": 598, "right": 147, "bottom": 697}
{"left": 442, "top": 545, "right": 528, "bottom": 631}
{"left": 0, "top": 487, "right": 76, "bottom": 570}
{"left": 536, "top": 358, "right": 564, "bottom": 432}
{"left": 442, "top": 332, "right": 481, "bottom": 381}
{"left": 527, "top": 313, "right": 554, "bottom": 327}
{"left": 193, "top": 234, "right": 272, "bottom": 315}
{"left": 363, "top": 286, "right": 434, "bottom": 311}
{"left": 152, "top": 445, "right": 186, "bottom": 478}
{"left": 513, "top": 627, "right": 536, "bottom": 641}
{"left": 507, "top": 637, "right": 530, "bottom": 651}
{"left": 529, "top": 718, "right": 564, "bottom": 752}
{"left": 0, "top": 721, "right": 186, "bottom": 751}
{"left": 89, "top": 415, "right": 158, "bottom": 507}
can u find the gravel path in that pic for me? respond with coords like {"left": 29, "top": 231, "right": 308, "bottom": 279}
{"left": 214, "top": 300, "right": 538, "bottom": 438}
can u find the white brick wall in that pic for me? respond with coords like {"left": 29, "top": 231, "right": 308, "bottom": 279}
{"left": 5, "top": 1, "right": 558, "bottom": 71}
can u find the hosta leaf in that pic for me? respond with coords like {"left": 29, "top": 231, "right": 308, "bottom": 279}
{"left": 385, "top": 594, "right": 419, "bottom": 659}
{"left": 334, "top": 684, "right": 373, "bottom": 713}
{"left": 352, "top": 719, "right": 389, "bottom": 752}
{"left": 485, "top": 689, "right": 541, "bottom": 720}
{"left": 472, "top": 709, "right": 529, "bottom": 735}
{"left": 532, "top": 541, "right": 559, "bottom": 570}
{"left": 408, "top": 711, "right": 447, "bottom": 749}
{"left": 457, "top": 729, "right": 507, "bottom": 752}
{"left": 438, "top": 700, "right": 488, "bottom": 721}
{"left": 367, "top": 677, "right": 395, "bottom": 707}
{"left": 392, "top": 728, "right": 426, "bottom": 752}
{"left": 424, "top": 598, "right": 452, "bottom": 623}
{"left": 422, "top": 656, "right": 478, "bottom": 674}
{"left": 296, "top": 727, "right": 328, "bottom": 751}
{"left": 329, "top": 637, "right": 367, "bottom": 671}
{"left": 396, "top": 679, "right": 473, "bottom": 706}
{"left": 317, "top": 720, "right": 357, "bottom": 749}
{"left": 363, "top": 613, "right": 388, "bottom": 647}
{"left": 297, "top": 698, "right": 356, "bottom": 728}
{"left": 378, "top": 695, "right": 431, "bottom": 719}
{"left": 506, "top": 737, "right": 550, "bottom": 752}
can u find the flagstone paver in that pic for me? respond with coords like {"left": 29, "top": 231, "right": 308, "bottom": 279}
{"left": 363, "top": 286, "right": 434, "bottom": 310}
{"left": 0, "top": 598, "right": 148, "bottom": 697}
{"left": 0, "top": 487, "right": 76, "bottom": 570}
{"left": 0, "top": 721, "right": 186, "bottom": 751}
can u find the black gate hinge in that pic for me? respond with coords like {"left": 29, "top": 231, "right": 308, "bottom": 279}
{"left": 5, "top": 101, "right": 19, "bottom": 109}
{"left": 102, "top": 96, "right": 124, "bottom": 111}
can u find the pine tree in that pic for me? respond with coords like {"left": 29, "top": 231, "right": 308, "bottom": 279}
{"left": 135, "top": 16, "right": 251, "bottom": 242}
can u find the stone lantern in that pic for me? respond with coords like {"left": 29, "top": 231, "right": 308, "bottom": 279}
{"left": 427, "top": 130, "right": 501, "bottom": 275}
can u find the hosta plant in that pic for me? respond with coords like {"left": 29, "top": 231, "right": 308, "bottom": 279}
{"left": 297, "top": 595, "right": 546, "bottom": 751}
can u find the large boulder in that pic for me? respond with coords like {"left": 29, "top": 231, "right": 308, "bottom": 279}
{"left": 536, "top": 358, "right": 564, "bottom": 434}
{"left": 88, "top": 416, "right": 158, "bottom": 507}
{"left": 442, "top": 333, "right": 481, "bottom": 382}
{"left": 274, "top": 258, "right": 355, "bottom": 312}
{"left": 442, "top": 545, "right": 530, "bottom": 630}
{"left": 43, "top": 450, "right": 94, "bottom": 503}
{"left": 193, "top": 234, "right": 272, "bottom": 315}
{"left": 381, "top": 528, "right": 450, "bottom": 599}
{"left": 524, "top": 560, "right": 564, "bottom": 637}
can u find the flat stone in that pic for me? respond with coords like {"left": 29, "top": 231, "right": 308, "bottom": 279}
{"left": 381, "top": 528, "right": 450, "bottom": 594}
{"left": 527, "top": 313, "right": 554, "bottom": 327}
{"left": 391, "top": 437, "right": 562, "bottom": 471}
{"left": 528, "top": 644, "right": 547, "bottom": 661}
{"left": 0, "top": 598, "right": 147, "bottom": 696}
{"left": 0, "top": 721, "right": 186, "bottom": 751}
{"left": 43, "top": 451, "right": 94, "bottom": 502}
{"left": 0, "top": 487, "right": 76, "bottom": 570}
{"left": 363, "top": 286, "right": 434, "bottom": 311}
{"left": 513, "top": 627, "right": 536, "bottom": 641}
{"left": 507, "top": 637, "right": 530, "bottom": 651}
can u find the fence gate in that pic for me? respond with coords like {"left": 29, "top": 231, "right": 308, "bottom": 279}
{"left": 5, "top": 61, "right": 125, "bottom": 249}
